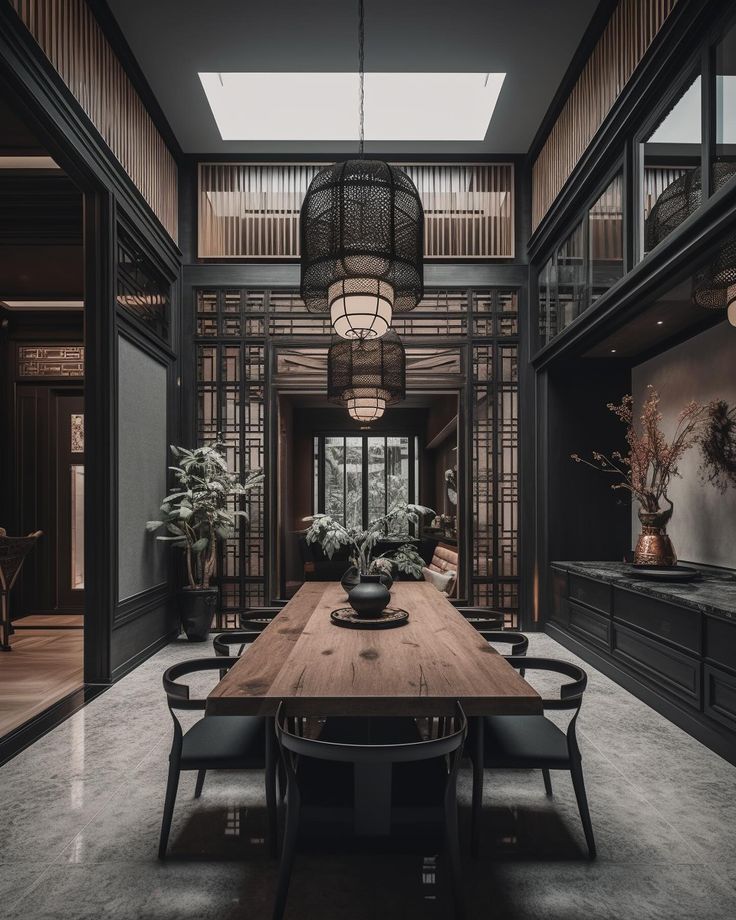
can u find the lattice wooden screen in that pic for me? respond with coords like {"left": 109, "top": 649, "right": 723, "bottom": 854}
{"left": 198, "top": 163, "right": 514, "bottom": 259}
{"left": 194, "top": 288, "right": 519, "bottom": 628}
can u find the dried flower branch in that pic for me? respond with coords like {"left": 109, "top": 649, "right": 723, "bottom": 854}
{"left": 571, "top": 386, "right": 707, "bottom": 511}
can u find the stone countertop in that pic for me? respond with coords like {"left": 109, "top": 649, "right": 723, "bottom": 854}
{"left": 551, "top": 560, "right": 736, "bottom": 621}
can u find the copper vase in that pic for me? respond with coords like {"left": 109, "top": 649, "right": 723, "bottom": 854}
{"left": 633, "top": 503, "right": 677, "bottom": 567}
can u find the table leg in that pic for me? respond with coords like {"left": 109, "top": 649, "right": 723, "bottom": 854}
{"left": 265, "top": 716, "right": 278, "bottom": 858}
{"left": 354, "top": 761, "right": 392, "bottom": 836}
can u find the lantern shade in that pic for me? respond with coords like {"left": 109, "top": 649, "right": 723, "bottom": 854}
{"left": 327, "top": 331, "right": 406, "bottom": 420}
{"left": 329, "top": 277, "right": 394, "bottom": 339}
{"left": 300, "top": 160, "right": 424, "bottom": 321}
{"left": 692, "top": 234, "right": 736, "bottom": 311}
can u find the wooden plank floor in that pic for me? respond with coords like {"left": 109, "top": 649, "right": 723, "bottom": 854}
{"left": 12, "top": 614, "right": 84, "bottom": 629}
{"left": 0, "top": 628, "right": 84, "bottom": 738}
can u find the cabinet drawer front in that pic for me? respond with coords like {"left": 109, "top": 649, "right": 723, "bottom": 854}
{"left": 550, "top": 568, "right": 569, "bottom": 625}
{"left": 705, "top": 617, "right": 736, "bottom": 672}
{"left": 569, "top": 574, "right": 611, "bottom": 615}
{"left": 612, "top": 623, "right": 701, "bottom": 707}
{"left": 613, "top": 589, "right": 701, "bottom": 654}
{"left": 704, "top": 665, "right": 736, "bottom": 731}
{"left": 568, "top": 600, "right": 610, "bottom": 649}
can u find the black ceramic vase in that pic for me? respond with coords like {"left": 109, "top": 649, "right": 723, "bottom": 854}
{"left": 348, "top": 574, "right": 390, "bottom": 619}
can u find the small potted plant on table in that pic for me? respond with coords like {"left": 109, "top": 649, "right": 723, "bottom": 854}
{"left": 303, "top": 502, "right": 434, "bottom": 617}
{"left": 147, "top": 443, "right": 263, "bottom": 640}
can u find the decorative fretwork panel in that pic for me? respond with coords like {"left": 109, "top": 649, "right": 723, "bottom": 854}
{"left": 195, "top": 286, "right": 519, "bottom": 627}
{"left": 117, "top": 229, "right": 170, "bottom": 339}
{"left": 17, "top": 345, "right": 84, "bottom": 378}
{"left": 198, "top": 163, "right": 514, "bottom": 259}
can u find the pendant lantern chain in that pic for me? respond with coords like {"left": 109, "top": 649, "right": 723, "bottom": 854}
{"left": 358, "top": 0, "right": 365, "bottom": 157}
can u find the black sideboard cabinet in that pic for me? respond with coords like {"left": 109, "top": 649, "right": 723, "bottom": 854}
{"left": 548, "top": 562, "right": 736, "bottom": 766}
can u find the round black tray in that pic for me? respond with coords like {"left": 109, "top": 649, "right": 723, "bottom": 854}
{"left": 330, "top": 607, "right": 409, "bottom": 629}
{"left": 629, "top": 565, "right": 701, "bottom": 582}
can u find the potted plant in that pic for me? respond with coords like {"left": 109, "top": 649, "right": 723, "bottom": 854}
{"left": 303, "top": 502, "right": 434, "bottom": 614}
{"left": 571, "top": 386, "right": 707, "bottom": 567}
{"left": 147, "top": 443, "right": 263, "bottom": 640}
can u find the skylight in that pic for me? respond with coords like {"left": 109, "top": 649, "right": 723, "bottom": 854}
{"left": 198, "top": 72, "right": 505, "bottom": 141}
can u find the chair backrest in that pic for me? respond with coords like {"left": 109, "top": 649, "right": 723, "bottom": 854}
{"left": 478, "top": 630, "right": 529, "bottom": 656}
{"left": 213, "top": 630, "right": 262, "bottom": 658}
{"left": 456, "top": 607, "right": 505, "bottom": 629}
{"left": 162, "top": 657, "right": 238, "bottom": 713}
{"left": 275, "top": 702, "right": 467, "bottom": 766}
{"left": 504, "top": 656, "right": 587, "bottom": 711}
{"left": 239, "top": 607, "right": 281, "bottom": 631}
{"left": 0, "top": 531, "right": 43, "bottom": 592}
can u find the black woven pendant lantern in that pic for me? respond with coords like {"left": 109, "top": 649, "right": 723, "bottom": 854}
{"left": 692, "top": 232, "right": 736, "bottom": 326}
{"left": 299, "top": 1, "right": 423, "bottom": 340}
{"left": 328, "top": 331, "right": 406, "bottom": 422}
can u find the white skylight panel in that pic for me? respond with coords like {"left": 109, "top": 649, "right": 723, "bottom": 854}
{"left": 198, "top": 72, "right": 505, "bottom": 141}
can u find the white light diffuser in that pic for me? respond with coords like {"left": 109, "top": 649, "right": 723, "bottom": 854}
{"left": 199, "top": 72, "right": 505, "bottom": 141}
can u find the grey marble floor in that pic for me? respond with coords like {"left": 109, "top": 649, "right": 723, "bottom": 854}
{"left": 1, "top": 633, "right": 735, "bottom": 920}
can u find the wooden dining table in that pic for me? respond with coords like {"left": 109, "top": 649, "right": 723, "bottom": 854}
{"left": 207, "top": 581, "right": 542, "bottom": 837}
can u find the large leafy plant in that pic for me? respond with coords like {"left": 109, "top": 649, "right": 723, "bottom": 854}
{"left": 146, "top": 443, "right": 263, "bottom": 590}
{"left": 303, "top": 502, "right": 434, "bottom": 580}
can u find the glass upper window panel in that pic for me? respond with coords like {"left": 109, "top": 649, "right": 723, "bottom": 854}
{"left": 642, "top": 75, "right": 702, "bottom": 256}
{"left": 556, "top": 220, "right": 586, "bottom": 334}
{"left": 715, "top": 22, "right": 736, "bottom": 193}
{"left": 589, "top": 173, "right": 623, "bottom": 304}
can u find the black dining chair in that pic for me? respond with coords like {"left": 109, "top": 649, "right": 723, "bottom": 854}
{"left": 239, "top": 607, "right": 281, "bottom": 632}
{"left": 456, "top": 606, "right": 505, "bottom": 631}
{"left": 272, "top": 703, "right": 468, "bottom": 920}
{"left": 213, "top": 629, "right": 262, "bottom": 659}
{"left": 477, "top": 630, "right": 529, "bottom": 676}
{"left": 159, "top": 657, "right": 276, "bottom": 859}
{"left": 470, "top": 656, "right": 596, "bottom": 860}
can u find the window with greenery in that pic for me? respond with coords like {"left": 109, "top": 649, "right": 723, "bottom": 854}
{"left": 715, "top": 21, "right": 736, "bottom": 193}
{"left": 314, "top": 435, "right": 418, "bottom": 531}
{"left": 641, "top": 73, "right": 702, "bottom": 258}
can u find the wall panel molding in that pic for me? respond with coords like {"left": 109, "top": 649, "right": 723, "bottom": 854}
{"left": 532, "top": 0, "right": 678, "bottom": 230}
{"left": 9, "top": 0, "right": 178, "bottom": 241}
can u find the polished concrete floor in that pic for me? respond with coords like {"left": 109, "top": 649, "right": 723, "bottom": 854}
{"left": 0, "top": 633, "right": 735, "bottom": 919}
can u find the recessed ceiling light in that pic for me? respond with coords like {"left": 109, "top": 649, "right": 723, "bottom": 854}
{"left": 198, "top": 72, "right": 506, "bottom": 141}
{"left": 610, "top": 348, "right": 617, "bottom": 353}
{"left": 656, "top": 320, "right": 664, "bottom": 325}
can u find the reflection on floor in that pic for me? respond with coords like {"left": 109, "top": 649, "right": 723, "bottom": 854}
{"left": 0, "top": 618, "right": 83, "bottom": 738}
{"left": 0, "top": 634, "right": 735, "bottom": 919}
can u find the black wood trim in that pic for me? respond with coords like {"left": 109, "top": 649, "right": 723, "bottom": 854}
{"left": 109, "top": 627, "right": 179, "bottom": 683}
{"left": 114, "top": 582, "right": 170, "bottom": 627}
{"left": 0, "top": 2, "right": 180, "bottom": 265}
{"left": 547, "top": 622, "right": 736, "bottom": 766}
{"left": 527, "top": 0, "right": 718, "bottom": 261}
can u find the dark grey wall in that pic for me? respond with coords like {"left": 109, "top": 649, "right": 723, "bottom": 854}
{"left": 632, "top": 321, "right": 736, "bottom": 568}
{"left": 117, "top": 335, "right": 168, "bottom": 601}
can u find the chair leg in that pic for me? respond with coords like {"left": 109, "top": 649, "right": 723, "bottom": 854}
{"left": 277, "top": 758, "right": 287, "bottom": 802}
{"left": 542, "top": 768, "right": 553, "bottom": 797}
{"left": 470, "top": 717, "right": 484, "bottom": 858}
{"left": 570, "top": 759, "right": 596, "bottom": 860}
{"left": 444, "top": 788, "right": 466, "bottom": 920}
{"left": 265, "top": 717, "right": 278, "bottom": 858}
{"left": 194, "top": 769, "right": 206, "bottom": 799}
{"left": 272, "top": 792, "right": 300, "bottom": 920}
{"left": 158, "top": 758, "right": 181, "bottom": 860}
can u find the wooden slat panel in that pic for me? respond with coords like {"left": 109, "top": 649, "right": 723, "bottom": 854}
{"left": 198, "top": 163, "right": 514, "bottom": 259}
{"left": 532, "top": 0, "right": 678, "bottom": 230}
{"left": 9, "top": 0, "right": 178, "bottom": 241}
{"left": 207, "top": 581, "right": 541, "bottom": 717}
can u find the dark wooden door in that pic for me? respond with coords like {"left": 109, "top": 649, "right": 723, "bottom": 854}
{"left": 14, "top": 385, "right": 84, "bottom": 616}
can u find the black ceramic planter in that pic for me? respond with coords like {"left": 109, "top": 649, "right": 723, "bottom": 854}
{"left": 341, "top": 566, "right": 392, "bottom": 595}
{"left": 180, "top": 586, "right": 218, "bottom": 641}
{"left": 348, "top": 574, "right": 390, "bottom": 619}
